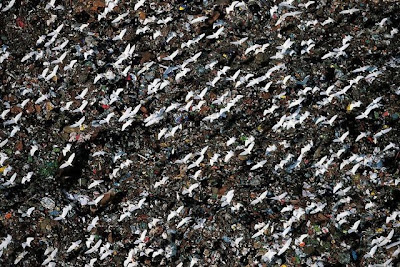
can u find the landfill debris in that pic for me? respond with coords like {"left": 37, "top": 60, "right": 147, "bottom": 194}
{"left": 0, "top": 0, "right": 400, "bottom": 266}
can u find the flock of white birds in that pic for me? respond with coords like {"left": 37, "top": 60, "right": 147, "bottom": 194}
{"left": 0, "top": 0, "right": 400, "bottom": 266}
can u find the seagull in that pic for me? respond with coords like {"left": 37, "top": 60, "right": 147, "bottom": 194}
{"left": 75, "top": 88, "right": 88, "bottom": 100}
{"left": 278, "top": 238, "right": 292, "bottom": 255}
{"left": 99, "top": 113, "right": 115, "bottom": 125}
{"left": 206, "top": 27, "right": 224, "bottom": 39}
{"left": 226, "top": 137, "right": 236, "bottom": 146}
{"left": 2, "top": 173, "right": 16, "bottom": 187}
{"left": 88, "top": 195, "right": 104, "bottom": 206}
{"left": 348, "top": 220, "right": 361, "bottom": 233}
{"left": 161, "top": 49, "right": 179, "bottom": 61}
{"left": 70, "top": 116, "right": 85, "bottom": 128}
{"left": 333, "top": 131, "right": 349, "bottom": 143}
{"left": 87, "top": 216, "right": 99, "bottom": 231}
{"left": 324, "top": 115, "right": 338, "bottom": 126}
{"left": 121, "top": 119, "right": 133, "bottom": 131}
{"left": 134, "top": 0, "right": 146, "bottom": 10}
{"left": 250, "top": 160, "right": 267, "bottom": 171}
{"left": 364, "top": 245, "right": 378, "bottom": 258}
{"left": 167, "top": 206, "right": 184, "bottom": 222}
{"left": 85, "top": 239, "right": 102, "bottom": 254}
{"left": 182, "top": 183, "right": 199, "bottom": 197}
{"left": 54, "top": 204, "right": 72, "bottom": 220}
{"left": 2, "top": 0, "right": 15, "bottom": 12}
{"left": 230, "top": 37, "right": 248, "bottom": 46}
{"left": 339, "top": 8, "right": 360, "bottom": 15}
{"left": 21, "top": 236, "right": 33, "bottom": 248}
{"left": 88, "top": 180, "right": 104, "bottom": 189}
{"left": 60, "top": 153, "right": 75, "bottom": 169}
{"left": 221, "top": 190, "right": 234, "bottom": 207}
{"left": 190, "top": 16, "right": 208, "bottom": 24}
{"left": 67, "top": 240, "right": 82, "bottom": 253}
{"left": 299, "top": 1, "right": 315, "bottom": 8}
{"left": 30, "top": 144, "right": 39, "bottom": 156}
{"left": 321, "top": 17, "right": 334, "bottom": 26}
{"left": 224, "top": 151, "right": 235, "bottom": 163}
{"left": 73, "top": 100, "right": 88, "bottom": 113}
{"left": 112, "top": 28, "right": 127, "bottom": 41}
{"left": 21, "top": 172, "right": 34, "bottom": 184}
{"left": 177, "top": 217, "right": 192, "bottom": 228}
{"left": 239, "top": 142, "right": 255, "bottom": 156}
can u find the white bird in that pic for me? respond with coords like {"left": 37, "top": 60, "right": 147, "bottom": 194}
{"left": 221, "top": 190, "right": 234, "bottom": 207}
{"left": 88, "top": 194, "right": 104, "bottom": 206}
{"left": 73, "top": 100, "right": 88, "bottom": 113}
{"left": 67, "top": 240, "right": 82, "bottom": 253}
{"left": 348, "top": 163, "right": 360, "bottom": 176}
{"left": 251, "top": 190, "right": 268, "bottom": 205}
{"left": 14, "top": 251, "right": 28, "bottom": 265}
{"left": 75, "top": 88, "right": 88, "bottom": 100}
{"left": 177, "top": 217, "right": 192, "bottom": 228}
{"left": 121, "top": 119, "right": 133, "bottom": 131}
{"left": 99, "top": 113, "right": 115, "bottom": 125}
{"left": 112, "top": 28, "right": 127, "bottom": 41}
{"left": 154, "top": 176, "right": 169, "bottom": 189}
{"left": 251, "top": 160, "right": 267, "bottom": 171}
{"left": 278, "top": 238, "right": 292, "bottom": 255}
{"left": 364, "top": 245, "right": 378, "bottom": 258}
{"left": 333, "top": 182, "right": 343, "bottom": 194}
{"left": 224, "top": 150, "right": 235, "bottom": 163}
{"left": 339, "top": 8, "right": 360, "bottom": 15}
{"left": 321, "top": 17, "right": 334, "bottom": 26}
{"left": 206, "top": 27, "right": 224, "bottom": 39}
{"left": 87, "top": 216, "right": 99, "bottom": 232}
{"left": 321, "top": 51, "right": 337, "bottom": 59}
{"left": 373, "top": 127, "right": 392, "bottom": 140}
{"left": 60, "top": 101, "right": 73, "bottom": 112}
{"left": 189, "top": 257, "right": 199, "bottom": 267}
{"left": 230, "top": 37, "right": 248, "bottom": 46}
{"left": 182, "top": 183, "right": 199, "bottom": 197}
{"left": 62, "top": 143, "right": 72, "bottom": 157}
{"left": 21, "top": 172, "right": 34, "bottom": 184}
{"left": 1, "top": 109, "right": 10, "bottom": 120}
{"left": 324, "top": 115, "right": 338, "bottom": 126}
{"left": 226, "top": 1, "right": 239, "bottom": 14}
{"left": 60, "top": 153, "right": 75, "bottom": 169}
{"left": 134, "top": 0, "right": 146, "bottom": 10}
{"left": 88, "top": 180, "right": 104, "bottom": 189}
{"left": 162, "top": 50, "right": 179, "bottom": 61}
{"left": 85, "top": 239, "right": 102, "bottom": 254}
{"left": 167, "top": 206, "right": 184, "bottom": 222}
{"left": 383, "top": 142, "right": 398, "bottom": 152}
{"left": 45, "top": 65, "right": 59, "bottom": 81}
{"left": 112, "top": 11, "right": 129, "bottom": 24}
{"left": 348, "top": 220, "right": 361, "bottom": 233}
{"left": 333, "top": 131, "right": 349, "bottom": 143}
{"left": 239, "top": 142, "right": 255, "bottom": 156}
{"left": 204, "top": 152, "right": 218, "bottom": 166}
{"left": 299, "top": 1, "right": 315, "bottom": 8}
{"left": 30, "top": 144, "right": 39, "bottom": 156}
{"left": 262, "top": 249, "right": 277, "bottom": 262}
{"left": 54, "top": 204, "right": 72, "bottom": 220}
{"left": 70, "top": 116, "right": 85, "bottom": 128}
{"left": 190, "top": 16, "right": 208, "bottom": 24}
{"left": 195, "top": 87, "right": 208, "bottom": 100}
{"left": 355, "top": 132, "right": 368, "bottom": 142}
{"left": 2, "top": 0, "right": 15, "bottom": 12}
{"left": 2, "top": 173, "right": 17, "bottom": 187}
{"left": 276, "top": 38, "right": 294, "bottom": 53}
{"left": 22, "top": 237, "right": 34, "bottom": 249}
{"left": 226, "top": 137, "right": 236, "bottom": 146}
{"left": 52, "top": 40, "right": 69, "bottom": 51}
